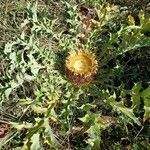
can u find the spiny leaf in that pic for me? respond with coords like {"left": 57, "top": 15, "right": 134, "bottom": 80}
{"left": 141, "top": 87, "right": 150, "bottom": 120}
{"left": 109, "top": 95, "right": 141, "bottom": 125}
{"left": 79, "top": 103, "right": 96, "bottom": 112}
{"left": 30, "top": 133, "right": 42, "bottom": 150}
{"left": 86, "top": 124, "right": 101, "bottom": 149}
{"left": 43, "top": 118, "right": 59, "bottom": 146}
{"left": 10, "top": 122, "right": 32, "bottom": 130}
{"left": 131, "top": 82, "right": 142, "bottom": 108}
{"left": 118, "top": 106, "right": 141, "bottom": 126}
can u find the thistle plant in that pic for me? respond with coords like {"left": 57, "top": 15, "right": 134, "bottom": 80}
{"left": 0, "top": 1, "right": 150, "bottom": 150}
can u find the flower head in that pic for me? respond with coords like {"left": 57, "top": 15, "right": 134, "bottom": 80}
{"left": 65, "top": 50, "right": 98, "bottom": 85}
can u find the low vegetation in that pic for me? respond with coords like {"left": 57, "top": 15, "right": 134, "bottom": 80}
{"left": 0, "top": 0, "right": 150, "bottom": 149}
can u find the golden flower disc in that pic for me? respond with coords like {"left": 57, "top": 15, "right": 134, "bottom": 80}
{"left": 65, "top": 50, "right": 98, "bottom": 77}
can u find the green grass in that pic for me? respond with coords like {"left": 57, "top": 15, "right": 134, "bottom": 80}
{"left": 0, "top": 0, "right": 150, "bottom": 150}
